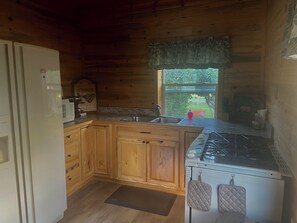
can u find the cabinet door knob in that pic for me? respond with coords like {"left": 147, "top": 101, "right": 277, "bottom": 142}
{"left": 68, "top": 176, "right": 72, "bottom": 181}
{"left": 146, "top": 141, "right": 149, "bottom": 144}
{"left": 66, "top": 135, "right": 71, "bottom": 138}
{"left": 159, "top": 140, "right": 163, "bottom": 143}
{"left": 142, "top": 141, "right": 145, "bottom": 143}
{"left": 67, "top": 154, "right": 71, "bottom": 157}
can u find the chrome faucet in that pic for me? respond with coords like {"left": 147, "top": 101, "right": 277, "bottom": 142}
{"left": 132, "top": 112, "right": 138, "bottom": 121}
{"left": 155, "top": 104, "right": 161, "bottom": 116}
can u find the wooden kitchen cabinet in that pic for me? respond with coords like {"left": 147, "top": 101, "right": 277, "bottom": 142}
{"left": 116, "top": 126, "right": 179, "bottom": 189}
{"left": 80, "top": 126, "right": 95, "bottom": 181}
{"left": 184, "top": 131, "right": 201, "bottom": 155}
{"left": 179, "top": 129, "right": 202, "bottom": 189}
{"left": 147, "top": 140, "right": 179, "bottom": 188}
{"left": 117, "top": 137, "right": 147, "bottom": 183}
{"left": 64, "top": 128, "right": 82, "bottom": 195}
{"left": 64, "top": 121, "right": 202, "bottom": 195}
{"left": 93, "top": 125, "right": 111, "bottom": 177}
{"left": 64, "top": 121, "right": 112, "bottom": 195}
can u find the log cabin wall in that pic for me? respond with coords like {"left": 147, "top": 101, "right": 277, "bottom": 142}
{"left": 265, "top": 0, "right": 297, "bottom": 221}
{"left": 81, "top": 0, "right": 267, "bottom": 110}
{"left": 0, "top": 0, "right": 83, "bottom": 96}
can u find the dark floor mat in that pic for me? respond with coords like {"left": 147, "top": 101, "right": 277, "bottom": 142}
{"left": 104, "top": 185, "right": 177, "bottom": 216}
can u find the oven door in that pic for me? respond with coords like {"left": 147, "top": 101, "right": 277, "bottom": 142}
{"left": 185, "top": 166, "right": 284, "bottom": 223}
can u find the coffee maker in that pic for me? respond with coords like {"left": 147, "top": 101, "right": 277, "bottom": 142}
{"left": 73, "top": 96, "right": 82, "bottom": 118}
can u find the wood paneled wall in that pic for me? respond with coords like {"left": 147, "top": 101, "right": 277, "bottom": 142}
{"left": 81, "top": 0, "right": 267, "bottom": 109}
{"left": 0, "top": 0, "right": 83, "bottom": 96}
{"left": 265, "top": 0, "right": 297, "bottom": 221}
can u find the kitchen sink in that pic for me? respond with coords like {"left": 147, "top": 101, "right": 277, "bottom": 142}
{"left": 120, "top": 116, "right": 155, "bottom": 122}
{"left": 150, "top": 117, "right": 183, "bottom": 124}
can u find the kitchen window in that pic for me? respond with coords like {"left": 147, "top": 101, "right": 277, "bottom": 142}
{"left": 157, "top": 68, "right": 219, "bottom": 118}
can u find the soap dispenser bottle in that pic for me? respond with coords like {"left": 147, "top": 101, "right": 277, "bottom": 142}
{"left": 187, "top": 109, "right": 193, "bottom": 120}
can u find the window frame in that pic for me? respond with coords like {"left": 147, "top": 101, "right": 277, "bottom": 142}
{"left": 156, "top": 69, "right": 222, "bottom": 119}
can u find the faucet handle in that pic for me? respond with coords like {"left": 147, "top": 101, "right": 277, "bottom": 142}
{"left": 132, "top": 112, "right": 138, "bottom": 121}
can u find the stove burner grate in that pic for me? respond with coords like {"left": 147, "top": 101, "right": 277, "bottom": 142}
{"left": 200, "top": 133, "right": 279, "bottom": 171}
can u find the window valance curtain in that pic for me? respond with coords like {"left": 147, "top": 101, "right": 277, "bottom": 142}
{"left": 148, "top": 36, "right": 231, "bottom": 69}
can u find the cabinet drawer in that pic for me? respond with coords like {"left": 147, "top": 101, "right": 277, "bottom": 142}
{"left": 117, "top": 126, "right": 179, "bottom": 141}
{"left": 64, "top": 141, "right": 79, "bottom": 163}
{"left": 65, "top": 160, "right": 80, "bottom": 174}
{"left": 66, "top": 165, "right": 80, "bottom": 191}
{"left": 64, "top": 130, "right": 80, "bottom": 144}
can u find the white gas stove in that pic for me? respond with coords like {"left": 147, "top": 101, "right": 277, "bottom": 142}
{"left": 185, "top": 132, "right": 290, "bottom": 223}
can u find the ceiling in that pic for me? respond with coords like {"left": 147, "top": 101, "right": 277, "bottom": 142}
{"left": 20, "top": 0, "right": 85, "bottom": 21}
{"left": 19, "top": 0, "right": 192, "bottom": 22}
{"left": 19, "top": 0, "right": 260, "bottom": 25}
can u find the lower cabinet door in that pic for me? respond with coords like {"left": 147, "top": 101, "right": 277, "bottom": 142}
{"left": 94, "top": 125, "right": 110, "bottom": 176}
{"left": 117, "top": 137, "right": 146, "bottom": 183}
{"left": 81, "top": 126, "right": 95, "bottom": 181}
{"left": 147, "top": 140, "right": 179, "bottom": 188}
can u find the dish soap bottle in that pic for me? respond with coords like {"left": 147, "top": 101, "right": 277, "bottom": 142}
{"left": 187, "top": 109, "right": 193, "bottom": 120}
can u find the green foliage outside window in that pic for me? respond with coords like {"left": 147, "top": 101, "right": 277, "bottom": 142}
{"left": 163, "top": 69, "right": 218, "bottom": 118}
{"left": 164, "top": 69, "right": 218, "bottom": 84}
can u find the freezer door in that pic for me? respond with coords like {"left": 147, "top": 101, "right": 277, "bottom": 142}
{"left": 14, "top": 43, "right": 67, "bottom": 223}
{"left": 0, "top": 41, "right": 21, "bottom": 223}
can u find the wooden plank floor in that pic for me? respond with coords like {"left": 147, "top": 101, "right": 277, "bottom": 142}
{"left": 59, "top": 180, "right": 185, "bottom": 223}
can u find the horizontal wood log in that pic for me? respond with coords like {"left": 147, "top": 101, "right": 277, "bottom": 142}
{"left": 81, "top": 0, "right": 266, "bottom": 108}
{"left": 265, "top": 1, "right": 297, "bottom": 198}
{"left": 265, "top": 5, "right": 297, "bottom": 221}
{"left": 0, "top": 0, "right": 83, "bottom": 96}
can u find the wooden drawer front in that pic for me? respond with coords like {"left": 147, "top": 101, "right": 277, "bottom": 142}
{"left": 65, "top": 141, "right": 79, "bottom": 163}
{"left": 64, "top": 130, "right": 80, "bottom": 144}
{"left": 65, "top": 161, "right": 80, "bottom": 174}
{"left": 66, "top": 165, "right": 81, "bottom": 192}
{"left": 117, "top": 126, "right": 179, "bottom": 141}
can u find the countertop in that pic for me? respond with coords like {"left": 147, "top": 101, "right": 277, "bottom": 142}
{"left": 180, "top": 118, "right": 271, "bottom": 137}
{"left": 64, "top": 113, "right": 270, "bottom": 137}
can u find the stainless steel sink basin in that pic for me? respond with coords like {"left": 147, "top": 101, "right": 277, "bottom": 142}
{"left": 150, "top": 117, "right": 183, "bottom": 124}
{"left": 120, "top": 116, "right": 155, "bottom": 122}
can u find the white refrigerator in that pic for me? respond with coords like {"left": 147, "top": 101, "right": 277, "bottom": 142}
{"left": 0, "top": 40, "right": 67, "bottom": 223}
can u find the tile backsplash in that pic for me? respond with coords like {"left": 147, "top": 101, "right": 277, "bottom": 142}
{"left": 97, "top": 107, "right": 157, "bottom": 116}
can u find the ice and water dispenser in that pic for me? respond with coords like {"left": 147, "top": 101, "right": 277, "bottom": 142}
{"left": 0, "top": 117, "right": 10, "bottom": 165}
{"left": 0, "top": 136, "right": 8, "bottom": 164}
